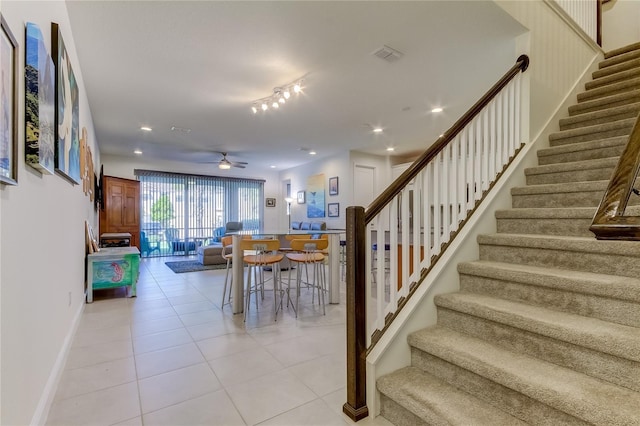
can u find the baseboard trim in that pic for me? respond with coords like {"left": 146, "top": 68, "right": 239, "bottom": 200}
{"left": 30, "top": 300, "right": 85, "bottom": 425}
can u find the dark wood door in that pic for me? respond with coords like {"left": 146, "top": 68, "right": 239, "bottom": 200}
{"left": 100, "top": 176, "right": 140, "bottom": 249}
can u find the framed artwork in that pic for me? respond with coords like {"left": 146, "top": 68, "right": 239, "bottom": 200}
{"left": 328, "top": 202, "right": 339, "bottom": 217}
{"left": 329, "top": 176, "right": 338, "bottom": 196}
{"left": 265, "top": 197, "right": 276, "bottom": 207}
{"left": 52, "top": 23, "right": 81, "bottom": 184}
{"left": 307, "top": 173, "right": 325, "bottom": 218}
{"left": 0, "top": 15, "right": 18, "bottom": 185}
{"left": 297, "top": 190, "right": 305, "bottom": 204}
{"left": 25, "top": 22, "right": 55, "bottom": 174}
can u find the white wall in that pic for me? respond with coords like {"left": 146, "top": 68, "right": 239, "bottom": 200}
{"left": 602, "top": 0, "right": 640, "bottom": 52}
{"left": 278, "top": 152, "right": 354, "bottom": 230}
{"left": 0, "top": 2, "right": 100, "bottom": 424}
{"left": 101, "top": 154, "right": 281, "bottom": 231}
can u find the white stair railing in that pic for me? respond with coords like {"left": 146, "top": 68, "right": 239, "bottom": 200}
{"left": 366, "top": 71, "right": 525, "bottom": 344}
{"left": 343, "top": 55, "right": 530, "bottom": 422}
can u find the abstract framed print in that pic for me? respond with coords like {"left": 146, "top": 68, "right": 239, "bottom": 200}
{"left": 0, "top": 15, "right": 18, "bottom": 185}
{"left": 25, "top": 22, "right": 55, "bottom": 174}
{"left": 52, "top": 23, "right": 80, "bottom": 184}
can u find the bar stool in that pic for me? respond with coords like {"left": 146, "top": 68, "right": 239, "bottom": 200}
{"left": 240, "top": 238, "right": 284, "bottom": 322}
{"left": 285, "top": 238, "right": 329, "bottom": 317}
{"left": 220, "top": 236, "right": 234, "bottom": 310}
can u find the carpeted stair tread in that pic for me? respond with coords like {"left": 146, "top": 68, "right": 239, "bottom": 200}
{"left": 599, "top": 48, "right": 640, "bottom": 69}
{"left": 559, "top": 101, "right": 640, "bottom": 130}
{"left": 478, "top": 233, "right": 640, "bottom": 278}
{"left": 537, "top": 136, "right": 626, "bottom": 165}
{"left": 511, "top": 179, "right": 608, "bottom": 196}
{"left": 408, "top": 327, "right": 640, "bottom": 425}
{"left": 524, "top": 156, "right": 618, "bottom": 177}
{"left": 605, "top": 41, "right": 640, "bottom": 59}
{"left": 434, "top": 292, "right": 640, "bottom": 361}
{"left": 593, "top": 57, "right": 640, "bottom": 80}
{"left": 495, "top": 207, "right": 595, "bottom": 219}
{"left": 577, "top": 77, "right": 640, "bottom": 103}
{"left": 569, "top": 89, "right": 640, "bottom": 116}
{"left": 586, "top": 65, "right": 640, "bottom": 90}
{"left": 478, "top": 233, "right": 640, "bottom": 257}
{"left": 458, "top": 260, "right": 640, "bottom": 303}
{"left": 548, "top": 117, "right": 635, "bottom": 146}
{"left": 377, "top": 366, "right": 527, "bottom": 426}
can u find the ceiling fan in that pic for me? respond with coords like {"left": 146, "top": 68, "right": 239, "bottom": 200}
{"left": 214, "top": 152, "right": 248, "bottom": 169}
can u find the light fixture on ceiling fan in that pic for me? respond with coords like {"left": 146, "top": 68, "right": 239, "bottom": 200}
{"left": 216, "top": 152, "right": 247, "bottom": 169}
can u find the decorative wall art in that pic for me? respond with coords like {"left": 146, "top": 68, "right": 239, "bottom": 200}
{"left": 80, "top": 127, "right": 95, "bottom": 200}
{"left": 328, "top": 202, "right": 339, "bottom": 217}
{"left": 25, "top": 22, "right": 55, "bottom": 174}
{"left": 306, "top": 173, "right": 325, "bottom": 218}
{"left": 0, "top": 15, "right": 18, "bottom": 185}
{"left": 52, "top": 23, "right": 80, "bottom": 184}
{"left": 265, "top": 197, "right": 276, "bottom": 207}
{"left": 329, "top": 176, "right": 338, "bottom": 195}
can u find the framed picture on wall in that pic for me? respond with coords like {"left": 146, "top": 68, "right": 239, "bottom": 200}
{"left": 0, "top": 15, "right": 18, "bottom": 185}
{"left": 297, "top": 190, "right": 305, "bottom": 204}
{"left": 329, "top": 176, "right": 338, "bottom": 196}
{"left": 328, "top": 203, "right": 339, "bottom": 217}
{"left": 266, "top": 197, "right": 276, "bottom": 207}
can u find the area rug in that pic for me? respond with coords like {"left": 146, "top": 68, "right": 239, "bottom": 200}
{"left": 164, "top": 260, "right": 227, "bottom": 274}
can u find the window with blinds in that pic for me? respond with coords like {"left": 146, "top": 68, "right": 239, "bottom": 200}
{"left": 135, "top": 169, "right": 264, "bottom": 257}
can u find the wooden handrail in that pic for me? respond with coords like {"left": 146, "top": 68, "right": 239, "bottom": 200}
{"left": 590, "top": 114, "right": 640, "bottom": 239}
{"left": 365, "top": 55, "right": 529, "bottom": 223}
{"left": 343, "top": 54, "right": 530, "bottom": 422}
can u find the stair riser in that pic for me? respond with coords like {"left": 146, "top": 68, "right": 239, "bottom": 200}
{"left": 525, "top": 167, "right": 614, "bottom": 185}
{"left": 496, "top": 217, "right": 593, "bottom": 237}
{"left": 599, "top": 50, "right": 640, "bottom": 70}
{"left": 578, "top": 79, "right": 640, "bottom": 104}
{"left": 437, "top": 308, "right": 640, "bottom": 392}
{"left": 478, "top": 243, "right": 640, "bottom": 278}
{"left": 569, "top": 91, "right": 640, "bottom": 116}
{"left": 604, "top": 43, "right": 640, "bottom": 60}
{"left": 410, "top": 349, "right": 587, "bottom": 425}
{"left": 549, "top": 127, "right": 632, "bottom": 147}
{"left": 537, "top": 145, "right": 624, "bottom": 165}
{"left": 559, "top": 108, "right": 640, "bottom": 131}
{"left": 593, "top": 58, "right": 640, "bottom": 80}
{"left": 380, "top": 395, "right": 431, "bottom": 426}
{"left": 459, "top": 274, "right": 640, "bottom": 327}
{"left": 586, "top": 66, "right": 640, "bottom": 90}
{"left": 512, "top": 191, "right": 603, "bottom": 208}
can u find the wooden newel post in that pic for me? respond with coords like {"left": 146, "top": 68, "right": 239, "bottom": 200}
{"left": 343, "top": 206, "right": 369, "bottom": 421}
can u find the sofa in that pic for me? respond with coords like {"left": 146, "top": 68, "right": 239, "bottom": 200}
{"left": 291, "top": 221, "right": 326, "bottom": 231}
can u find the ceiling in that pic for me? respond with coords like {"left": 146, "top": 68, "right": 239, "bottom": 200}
{"left": 65, "top": 1, "right": 526, "bottom": 173}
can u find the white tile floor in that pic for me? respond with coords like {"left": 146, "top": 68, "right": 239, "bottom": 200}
{"left": 46, "top": 256, "right": 393, "bottom": 426}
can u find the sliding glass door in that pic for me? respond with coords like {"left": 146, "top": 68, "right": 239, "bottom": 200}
{"left": 136, "top": 170, "right": 264, "bottom": 257}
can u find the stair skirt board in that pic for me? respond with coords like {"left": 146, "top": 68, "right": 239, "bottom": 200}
{"left": 376, "top": 42, "right": 640, "bottom": 425}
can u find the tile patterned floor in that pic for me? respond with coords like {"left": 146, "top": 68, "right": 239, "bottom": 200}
{"left": 46, "top": 256, "right": 392, "bottom": 426}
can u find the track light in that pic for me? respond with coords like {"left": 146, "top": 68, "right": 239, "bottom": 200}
{"left": 251, "top": 78, "right": 304, "bottom": 114}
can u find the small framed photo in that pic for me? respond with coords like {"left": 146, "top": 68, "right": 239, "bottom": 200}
{"left": 265, "top": 197, "right": 276, "bottom": 207}
{"left": 329, "top": 176, "right": 338, "bottom": 196}
{"left": 0, "top": 15, "right": 18, "bottom": 185}
{"left": 328, "top": 202, "right": 339, "bottom": 217}
{"left": 297, "top": 190, "right": 306, "bottom": 204}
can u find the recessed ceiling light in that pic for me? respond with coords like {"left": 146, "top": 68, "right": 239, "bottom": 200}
{"left": 140, "top": 126, "right": 152, "bottom": 132}
{"left": 373, "top": 127, "right": 383, "bottom": 133}
{"left": 309, "top": 151, "right": 316, "bottom": 155}
{"left": 270, "top": 165, "right": 276, "bottom": 169}
{"left": 386, "top": 147, "right": 395, "bottom": 152}
{"left": 134, "top": 149, "right": 143, "bottom": 155}
{"left": 431, "top": 107, "right": 443, "bottom": 113}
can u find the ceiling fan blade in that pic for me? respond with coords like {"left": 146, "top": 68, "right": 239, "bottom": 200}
{"left": 232, "top": 164, "right": 246, "bottom": 169}
{"left": 232, "top": 161, "right": 248, "bottom": 165}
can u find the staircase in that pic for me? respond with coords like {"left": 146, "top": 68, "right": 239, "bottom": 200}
{"left": 376, "top": 43, "right": 640, "bottom": 425}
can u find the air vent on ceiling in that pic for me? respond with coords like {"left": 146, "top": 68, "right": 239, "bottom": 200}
{"left": 372, "top": 45, "right": 403, "bottom": 62}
